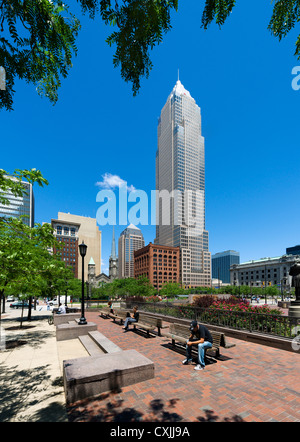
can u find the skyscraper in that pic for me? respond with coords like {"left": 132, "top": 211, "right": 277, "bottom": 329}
{"left": 118, "top": 224, "right": 145, "bottom": 279}
{"left": 212, "top": 250, "right": 240, "bottom": 284}
{"left": 155, "top": 79, "right": 211, "bottom": 287}
{"left": 0, "top": 179, "right": 34, "bottom": 227}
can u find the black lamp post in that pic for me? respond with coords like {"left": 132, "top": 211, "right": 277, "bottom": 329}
{"left": 79, "top": 241, "right": 87, "bottom": 325}
{"left": 65, "top": 280, "right": 68, "bottom": 307}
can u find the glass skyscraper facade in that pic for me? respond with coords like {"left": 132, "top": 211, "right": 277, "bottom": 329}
{"left": 0, "top": 180, "right": 34, "bottom": 227}
{"left": 118, "top": 224, "right": 145, "bottom": 279}
{"left": 212, "top": 250, "right": 240, "bottom": 284}
{"left": 155, "top": 80, "right": 211, "bottom": 287}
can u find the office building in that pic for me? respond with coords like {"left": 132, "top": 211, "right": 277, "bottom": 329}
{"left": 52, "top": 212, "right": 101, "bottom": 281}
{"left": 286, "top": 245, "right": 300, "bottom": 256}
{"left": 52, "top": 218, "right": 80, "bottom": 278}
{"left": 212, "top": 250, "right": 240, "bottom": 284}
{"left": 155, "top": 79, "right": 211, "bottom": 287}
{"left": 134, "top": 243, "right": 180, "bottom": 290}
{"left": 118, "top": 224, "right": 144, "bottom": 278}
{"left": 0, "top": 179, "right": 34, "bottom": 227}
{"left": 230, "top": 255, "right": 297, "bottom": 290}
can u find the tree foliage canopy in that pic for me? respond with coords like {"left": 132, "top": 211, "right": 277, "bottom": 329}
{"left": 0, "top": 167, "right": 48, "bottom": 205}
{"left": 1, "top": 0, "right": 300, "bottom": 110}
{"left": 0, "top": 169, "right": 81, "bottom": 322}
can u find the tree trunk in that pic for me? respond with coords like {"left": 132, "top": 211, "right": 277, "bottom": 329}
{"left": 0, "top": 289, "right": 3, "bottom": 328}
{"left": 20, "top": 300, "right": 24, "bottom": 328}
{"left": 27, "top": 296, "right": 32, "bottom": 321}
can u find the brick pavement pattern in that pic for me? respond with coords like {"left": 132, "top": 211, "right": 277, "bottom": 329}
{"left": 67, "top": 311, "right": 300, "bottom": 422}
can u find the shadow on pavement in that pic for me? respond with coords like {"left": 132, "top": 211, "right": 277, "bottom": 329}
{"left": 67, "top": 394, "right": 245, "bottom": 423}
{"left": 0, "top": 362, "right": 66, "bottom": 422}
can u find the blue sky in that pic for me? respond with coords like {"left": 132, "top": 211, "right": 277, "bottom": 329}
{"left": 1, "top": 0, "right": 300, "bottom": 274}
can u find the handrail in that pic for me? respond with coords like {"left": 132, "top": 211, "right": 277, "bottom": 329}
{"left": 123, "top": 301, "right": 299, "bottom": 339}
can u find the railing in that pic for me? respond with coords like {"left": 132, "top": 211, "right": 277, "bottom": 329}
{"left": 123, "top": 301, "right": 300, "bottom": 339}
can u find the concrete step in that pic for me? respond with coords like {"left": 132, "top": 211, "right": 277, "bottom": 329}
{"left": 88, "top": 330, "right": 122, "bottom": 354}
{"left": 78, "top": 335, "right": 105, "bottom": 357}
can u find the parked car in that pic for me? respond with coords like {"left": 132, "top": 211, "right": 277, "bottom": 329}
{"left": 10, "top": 300, "right": 31, "bottom": 309}
{"left": 49, "top": 296, "right": 71, "bottom": 306}
{"left": 7, "top": 296, "right": 15, "bottom": 302}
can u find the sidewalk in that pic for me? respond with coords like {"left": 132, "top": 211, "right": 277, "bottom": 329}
{"left": 0, "top": 305, "right": 88, "bottom": 422}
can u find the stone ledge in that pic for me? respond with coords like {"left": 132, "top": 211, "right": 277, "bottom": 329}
{"left": 63, "top": 349, "right": 155, "bottom": 404}
{"left": 56, "top": 321, "right": 97, "bottom": 341}
{"left": 53, "top": 313, "right": 81, "bottom": 326}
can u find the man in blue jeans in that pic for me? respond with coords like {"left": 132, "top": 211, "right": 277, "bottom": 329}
{"left": 182, "top": 320, "right": 213, "bottom": 370}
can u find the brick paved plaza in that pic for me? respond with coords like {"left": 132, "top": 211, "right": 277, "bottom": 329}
{"left": 67, "top": 311, "right": 300, "bottom": 422}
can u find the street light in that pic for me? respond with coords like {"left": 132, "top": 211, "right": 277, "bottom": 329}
{"left": 78, "top": 241, "right": 87, "bottom": 325}
{"left": 65, "top": 280, "right": 68, "bottom": 307}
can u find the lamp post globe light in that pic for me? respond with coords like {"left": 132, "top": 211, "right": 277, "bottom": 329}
{"left": 79, "top": 241, "right": 87, "bottom": 325}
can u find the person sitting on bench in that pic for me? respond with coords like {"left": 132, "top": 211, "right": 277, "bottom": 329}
{"left": 57, "top": 303, "right": 66, "bottom": 315}
{"left": 182, "top": 320, "right": 213, "bottom": 371}
{"left": 108, "top": 300, "right": 114, "bottom": 314}
{"left": 122, "top": 306, "right": 139, "bottom": 331}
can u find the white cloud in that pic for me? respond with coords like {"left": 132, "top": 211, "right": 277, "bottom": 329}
{"left": 96, "top": 173, "right": 136, "bottom": 192}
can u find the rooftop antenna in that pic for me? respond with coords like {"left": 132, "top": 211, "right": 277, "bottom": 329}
{"left": 178, "top": 69, "right": 180, "bottom": 82}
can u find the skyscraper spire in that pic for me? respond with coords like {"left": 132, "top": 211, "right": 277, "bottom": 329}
{"left": 109, "top": 225, "right": 118, "bottom": 280}
{"left": 110, "top": 225, "right": 116, "bottom": 259}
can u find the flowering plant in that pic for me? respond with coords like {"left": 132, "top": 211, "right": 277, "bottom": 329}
{"left": 210, "top": 300, "right": 282, "bottom": 316}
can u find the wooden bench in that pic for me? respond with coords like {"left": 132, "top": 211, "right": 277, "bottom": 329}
{"left": 99, "top": 306, "right": 112, "bottom": 318}
{"left": 162, "top": 323, "right": 230, "bottom": 358}
{"left": 109, "top": 308, "right": 128, "bottom": 325}
{"left": 220, "top": 332, "right": 236, "bottom": 349}
{"left": 132, "top": 314, "right": 157, "bottom": 337}
{"left": 132, "top": 313, "right": 168, "bottom": 337}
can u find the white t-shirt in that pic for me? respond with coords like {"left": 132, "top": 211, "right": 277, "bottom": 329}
{"left": 58, "top": 305, "right": 66, "bottom": 314}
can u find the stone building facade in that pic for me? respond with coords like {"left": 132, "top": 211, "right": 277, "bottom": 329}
{"left": 134, "top": 242, "right": 180, "bottom": 291}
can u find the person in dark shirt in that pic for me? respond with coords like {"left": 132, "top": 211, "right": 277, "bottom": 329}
{"left": 182, "top": 320, "right": 213, "bottom": 370}
{"left": 123, "top": 306, "right": 139, "bottom": 331}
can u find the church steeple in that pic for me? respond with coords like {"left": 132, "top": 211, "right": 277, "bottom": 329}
{"left": 109, "top": 226, "right": 118, "bottom": 280}
{"left": 110, "top": 225, "right": 117, "bottom": 259}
